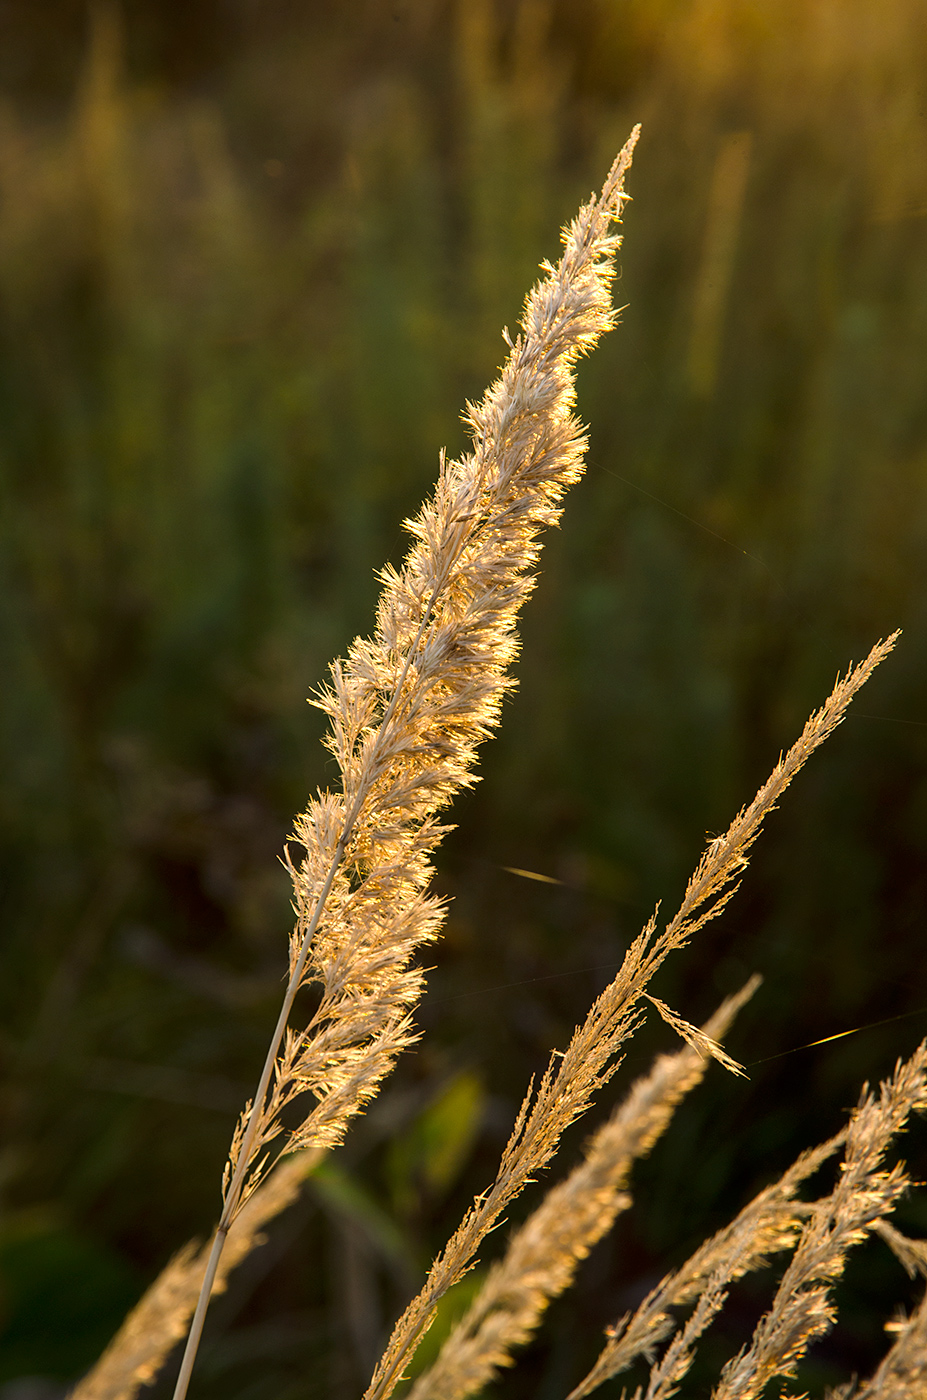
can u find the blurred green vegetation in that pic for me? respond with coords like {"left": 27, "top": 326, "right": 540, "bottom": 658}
{"left": 1, "top": 0, "right": 927, "bottom": 1395}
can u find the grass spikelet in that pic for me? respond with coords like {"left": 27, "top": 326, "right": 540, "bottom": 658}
{"left": 713, "top": 1043, "right": 927, "bottom": 1400}
{"left": 568, "top": 1043, "right": 927, "bottom": 1400}
{"left": 643, "top": 993, "right": 748, "bottom": 1078}
{"left": 169, "top": 126, "right": 641, "bottom": 1400}
{"left": 362, "top": 637, "right": 897, "bottom": 1400}
{"left": 874, "top": 1221, "right": 927, "bottom": 1280}
{"left": 846, "top": 1284, "right": 927, "bottom": 1398}
{"left": 407, "top": 978, "right": 760, "bottom": 1400}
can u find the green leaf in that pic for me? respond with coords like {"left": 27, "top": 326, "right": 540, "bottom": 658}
{"left": 309, "top": 1161, "right": 417, "bottom": 1273}
{"left": 387, "top": 1072, "right": 486, "bottom": 1216}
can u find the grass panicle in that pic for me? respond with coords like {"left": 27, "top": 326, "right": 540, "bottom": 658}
{"left": 568, "top": 1044, "right": 927, "bottom": 1400}
{"left": 712, "top": 1044, "right": 927, "bottom": 1400}
{"left": 67, "top": 120, "right": 925, "bottom": 1400}
{"left": 408, "top": 977, "right": 761, "bottom": 1400}
{"left": 361, "top": 633, "right": 898, "bottom": 1400}
{"left": 170, "top": 127, "right": 641, "bottom": 1400}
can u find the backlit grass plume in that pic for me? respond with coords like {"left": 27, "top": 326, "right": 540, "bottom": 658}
{"left": 713, "top": 1045, "right": 927, "bottom": 1400}
{"left": 69, "top": 110, "right": 921, "bottom": 1399}
{"left": 360, "top": 633, "right": 898, "bottom": 1400}
{"left": 170, "top": 126, "right": 641, "bottom": 1400}
{"left": 408, "top": 977, "right": 761, "bottom": 1400}
{"left": 567, "top": 1042, "right": 927, "bottom": 1400}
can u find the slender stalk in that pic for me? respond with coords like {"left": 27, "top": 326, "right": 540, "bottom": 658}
{"left": 361, "top": 633, "right": 898, "bottom": 1400}
{"left": 169, "top": 126, "right": 642, "bottom": 1397}
{"left": 221, "top": 837, "right": 348, "bottom": 1225}
{"left": 408, "top": 979, "right": 760, "bottom": 1400}
{"left": 73, "top": 1150, "right": 322, "bottom": 1400}
{"left": 171, "top": 586, "right": 443, "bottom": 1400}
{"left": 170, "top": 1229, "right": 225, "bottom": 1400}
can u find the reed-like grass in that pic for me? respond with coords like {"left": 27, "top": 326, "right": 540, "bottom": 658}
{"left": 163, "top": 121, "right": 641, "bottom": 1400}
{"left": 3, "top": 1, "right": 927, "bottom": 1392}
{"left": 68, "top": 120, "right": 926, "bottom": 1400}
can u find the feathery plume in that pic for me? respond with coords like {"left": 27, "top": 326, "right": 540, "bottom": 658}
{"left": 408, "top": 978, "right": 760, "bottom": 1400}
{"left": 171, "top": 127, "right": 641, "bottom": 1400}
{"left": 873, "top": 1220, "right": 927, "bottom": 1280}
{"left": 713, "top": 1042, "right": 927, "bottom": 1400}
{"left": 570, "top": 1046, "right": 927, "bottom": 1400}
{"left": 363, "top": 635, "right": 897, "bottom": 1400}
{"left": 849, "top": 1283, "right": 927, "bottom": 1399}
{"left": 568, "top": 1132, "right": 845, "bottom": 1399}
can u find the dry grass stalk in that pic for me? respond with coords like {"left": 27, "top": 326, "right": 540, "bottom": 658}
{"left": 824, "top": 1226, "right": 927, "bottom": 1400}
{"left": 567, "top": 1132, "right": 846, "bottom": 1400}
{"left": 171, "top": 127, "right": 642, "bottom": 1399}
{"left": 407, "top": 977, "right": 760, "bottom": 1400}
{"left": 72, "top": 111, "right": 909, "bottom": 1399}
{"left": 267, "top": 121, "right": 639, "bottom": 1181}
{"left": 873, "top": 1220, "right": 927, "bottom": 1280}
{"left": 363, "top": 633, "right": 898, "bottom": 1400}
{"left": 569, "top": 1045, "right": 927, "bottom": 1400}
{"left": 713, "top": 1042, "right": 927, "bottom": 1400}
{"left": 847, "top": 1285, "right": 927, "bottom": 1399}
{"left": 71, "top": 1149, "right": 322, "bottom": 1400}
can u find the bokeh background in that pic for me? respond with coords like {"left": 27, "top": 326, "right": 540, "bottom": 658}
{"left": 1, "top": 0, "right": 927, "bottom": 1395}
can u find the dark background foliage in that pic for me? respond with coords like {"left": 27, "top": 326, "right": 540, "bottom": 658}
{"left": 1, "top": 1, "right": 926, "bottom": 1395}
